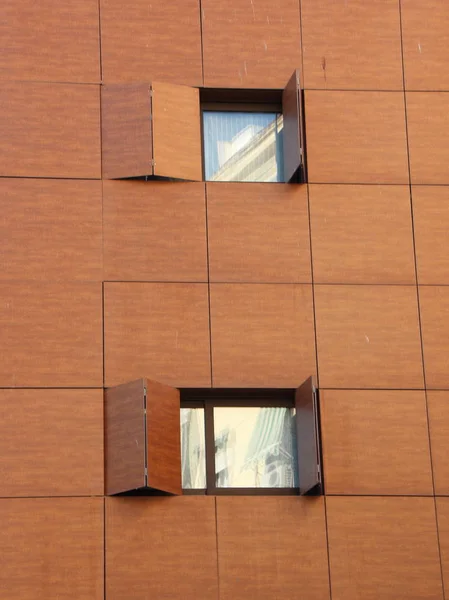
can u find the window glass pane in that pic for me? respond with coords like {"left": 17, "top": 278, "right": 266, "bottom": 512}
{"left": 203, "top": 111, "right": 284, "bottom": 182}
{"left": 214, "top": 407, "right": 297, "bottom": 488}
{"left": 180, "top": 408, "right": 206, "bottom": 489}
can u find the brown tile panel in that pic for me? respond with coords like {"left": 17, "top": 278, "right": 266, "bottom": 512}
{"left": 428, "top": 392, "right": 449, "bottom": 496}
{"left": 315, "top": 285, "right": 424, "bottom": 389}
{"left": 0, "top": 178, "right": 102, "bottom": 282}
{"left": 402, "top": 0, "right": 449, "bottom": 90}
{"left": 0, "top": 0, "right": 100, "bottom": 83}
{"left": 210, "top": 284, "right": 316, "bottom": 387}
{"left": 103, "top": 181, "right": 207, "bottom": 282}
{"left": 305, "top": 91, "right": 409, "bottom": 184}
{"left": 106, "top": 497, "right": 218, "bottom": 600}
{"left": 419, "top": 286, "right": 449, "bottom": 389}
{"left": 104, "top": 283, "right": 211, "bottom": 388}
{"left": 413, "top": 186, "right": 449, "bottom": 284}
{"left": 321, "top": 390, "right": 432, "bottom": 495}
{"left": 327, "top": 497, "right": 443, "bottom": 600}
{"left": 436, "top": 498, "right": 449, "bottom": 594}
{"left": 0, "top": 82, "right": 101, "bottom": 179}
{"left": 407, "top": 92, "right": 449, "bottom": 184}
{"left": 207, "top": 183, "right": 311, "bottom": 283}
{"left": 310, "top": 185, "right": 416, "bottom": 284}
{"left": 217, "top": 497, "right": 329, "bottom": 600}
{"left": 100, "top": 0, "right": 202, "bottom": 86}
{"left": 0, "top": 498, "right": 103, "bottom": 600}
{"left": 0, "top": 389, "right": 103, "bottom": 497}
{"left": 301, "top": 0, "right": 402, "bottom": 90}
{"left": 202, "top": 0, "right": 301, "bottom": 88}
{"left": 0, "top": 282, "right": 103, "bottom": 387}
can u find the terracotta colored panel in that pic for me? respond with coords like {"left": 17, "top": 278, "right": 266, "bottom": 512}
{"left": 413, "top": 187, "right": 449, "bottom": 284}
{"left": 100, "top": 0, "right": 202, "bottom": 86}
{"left": 0, "top": 389, "right": 103, "bottom": 497}
{"left": 306, "top": 91, "right": 409, "bottom": 184}
{"left": 296, "top": 377, "right": 322, "bottom": 495}
{"left": 0, "top": 498, "right": 103, "bottom": 600}
{"left": 0, "top": 283, "right": 103, "bottom": 387}
{"left": 104, "top": 283, "right": 211, "bottom": 387}
{"left": 407, "top": 93, "right": 449, "bottom": 184}
{"left": 217, "top": 497, "right": 329, "bottom": 600}
{"left": 210, "top": 284, "right": 316, "bottom": 387}
{"left": 152, "top": 81, "right": 202, "bottom": 181}
{"left": 106, "top": 497, "right": 217, "bottom": 600}
{"left": 202, "top": 0, "right": 301, "bottom": 88}
{"left": 402, "top": 0, "right": 449, "bottom": 90}
{"left": 327, "top": 497, "right": 443, "bottom": 600}
{"left": 0, "top": 82, "right": 101, "bottom": 179}
{"left": 207, "top": 183, "right": 311, "bottom": 283}
{"left": 0, "top": 0, "right": 100, "bottom": 82}
{"left": 104, "top": 180, "right": 207, "bottom": 281}
{"left": 419, "top": 286, "right": 449, "bottom": 389}
{"left": 321, "top": 390, "right": 432, "bottom": 495}
{"left": 301, "top": 0, "right": 402, "bottom": 90}
{"left": 436, "top": 498, "right": 449, "bottom": 594}
{"left": 428, "top": 392, "right": 449, "bottom": 496}
{"left": 310, "top": 185, "right": 416, "bottom": 284}
{"left": 0, "top": 179, "right": 102, "bottom": 282}
{"left": 315, "top": 285, "right": 424, "bottom": 389}
{"left": 283, "top": 69, "right": 304, "bottom": 182}
{"left": 101, "top": 84, "right": 152, "bottom": 179}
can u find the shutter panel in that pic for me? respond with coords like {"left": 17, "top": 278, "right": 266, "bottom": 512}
{"left": 295, "top": 376, "right": 322, "bottom": 495}
{"left": 282, "top": 69, "right": 306, "bottom": 183}
{"left": 105, "top": 377, "right": 181, "bottom": 495}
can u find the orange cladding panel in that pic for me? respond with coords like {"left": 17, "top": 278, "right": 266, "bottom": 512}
{"left": 419, "top": 286, "right": 449, "bottom": 389}
{"left": 428, "top": 392, "right": 449, "bottom": 496}
{"left": 436, "top": 498, "right": 449, "bottom": 594}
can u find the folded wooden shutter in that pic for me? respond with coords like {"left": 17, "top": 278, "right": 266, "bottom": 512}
{"left": 282, "top": 69, "right": 306, "bottom": 183}
{"left": 295, "top": 376, "right": 322, "bottom": 495}
{"left": 105, "top": 377, "right": 181, "bottom": 495}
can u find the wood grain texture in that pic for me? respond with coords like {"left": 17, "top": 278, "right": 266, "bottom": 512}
{"left": 0, "top": 82, "right": 101, "bottom": 179}
{"left": 0, "top": 178, "right": 102, "bottom": 282}
{"left": 321, "top": 390, "right": 433, "bottom": 495}
{"left": 428, "top": 392, "right": 449, "bottom": 496}
{"left": 419, "top": 286, "right": 449, "bottom": 389}
{"left": 315, "top": 285, "right": 424, "bottom": 389}
{"left": 413, "top": 186, "right": 449, "bottom": 284}
{"left": 207, "top": 183, "right": 311, "bottom": 283}
{"left": 103, "top": 180, "right": 207, "bottom": 281}
{"left": 436, "top": 498, "right": 449, "bottom": 594}
{"left": 105, "top": 379, "right": 146, "bottom": 495}
{"left": 305, "top": 91, "right": 409, "bottom": 184}
{"left": 152, "top": 81, "right": 202, "bottom": 181}
{"left": 301, "top": 0, "right": 402, "bottom": 90}
{"left": 402, "top": 0, "right": 449, "bottom": 90}
{"left": 0, "top": 282, "right": 103, "bottom": 387}
{"left": 106, "top": 497, "right": 218, "bottom": 600}
{"left": 217, "top": 497, "right": 329, "bottom": 600}
{"left": 0, "top": 0, "right": 100, "bottom": 83}
{"left": 104, "top": 283, "right": 211, "bottom": 387}
{"left": 0, "top": 389, "right": 103, "bottom": 497}
{"left": 0, "top": 498, "right": 103, "bottom": 600}
{"left": 282, "top": 69, "right": 304, "bottom": 182}
{"left": 407, "top": 93, "right": 449, "bottom": 184}
{"left": 101, "top": 84, "right": 152, "bottom": 179}
{"left": 210, "top": 284, "right": 316, "bottom": 387}
{"left": 327, "top": 497, "right": 443, "bottom": 600}
{"left": 146, "top": 378, "right": 181, "bottom": 495}
{"left": 202, "top": 0, "right": 301, "bottom": 88}
{"left": 309, "top": 185, "right": 416, "bottom": 284}
{"left": 100, "top": 0, "right": 202, "bottom": 86}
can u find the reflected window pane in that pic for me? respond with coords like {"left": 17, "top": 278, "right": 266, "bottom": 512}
{"left": 203, "top": 111, "right": 284, "bottom": 182}
{"left": 214, "top": 407, "right": 297, "bottom": 488}
{"left": 180, "top": 408, "right": 206, "bottom": 489}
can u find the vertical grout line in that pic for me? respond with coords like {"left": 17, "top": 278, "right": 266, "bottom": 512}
{"left": 214, "top": 497, "right": 221, "bottom": 600}
{"left": 199, "top": 0, "right": 205, "bottom": 87}
{"left": 103, "top": 496, "right": 106, "bottom": 600}
{"left": 98, "top": 0, "right": 103, "bottom": 83}
{"left": 323, "top": 497, "right": 334, "bottom": 600}
{"left": 204, "top": 183, "right": 214, "bottom": 387}
{"left": 102, "top": 280, "right": 106, "bottom": 389}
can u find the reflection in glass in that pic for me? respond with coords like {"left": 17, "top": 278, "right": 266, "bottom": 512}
{"left": 180, "top": 408, "right": 206, "bottom": 489}
{"left": 214, "top": 407, "right": 297, "bottom": 488}
{"left": 203, "top": 112, "right": 284, "bottom": 182}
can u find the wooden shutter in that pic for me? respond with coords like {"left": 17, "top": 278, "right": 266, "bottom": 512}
{"left": 282, "top": 69, "right": 306, "bottom": 183}
{"left": 295, "top": 376, "right": 322, "bottom": 495}
{"left": 105, "top": 377, "right": 181, "bottom": 495}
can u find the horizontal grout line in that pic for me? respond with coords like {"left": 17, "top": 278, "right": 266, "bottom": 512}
{"left": 324, "top": 493, "right": 442, "bottom": 498}
{"left": 304, "top": 88, "right": 449, "bottom": 93}
{"left": 0, "top": 495, "right": 104, "bottom": 499}
{"left": 3, "top": 79, "right": 101, "bottom": 86}
{"left": 0, "top": 175, "right": 101, "bottom": 181}
{"left": 0, "top": 386, "right": 104, "bottom": 390}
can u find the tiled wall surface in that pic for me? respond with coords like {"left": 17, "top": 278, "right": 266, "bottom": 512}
{"left": 1, "top": 0, "right": 449, "bottom": 598}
